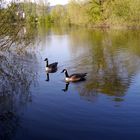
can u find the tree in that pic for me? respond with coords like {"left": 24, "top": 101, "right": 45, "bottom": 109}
{"left": 50, "top": 5, "right": 68, "bottom": 25}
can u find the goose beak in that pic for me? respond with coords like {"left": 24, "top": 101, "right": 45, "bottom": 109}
{"left": 61, "top": 70, "right": 64, "bottom": 73}
{"left": 44, "top": 58, "right": 48, "bottom": 61}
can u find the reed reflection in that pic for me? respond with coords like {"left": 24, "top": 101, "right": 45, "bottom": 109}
{"left": 0, "top": 113, "right": 19, "bottom": 140}
{"left": 0, "top": 50, "right": 38, "bottom": 139}
{"left": 0, "top": 23, "right": 38, "bottom": 139}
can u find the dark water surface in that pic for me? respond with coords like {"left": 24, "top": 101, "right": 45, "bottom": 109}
{"left": 1, "top": 27, "right": 140, "bottom": 140}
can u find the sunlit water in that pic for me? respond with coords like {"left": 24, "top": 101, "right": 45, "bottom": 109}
{"left": 1, "top": 27, "right": 140, "bottom": 140}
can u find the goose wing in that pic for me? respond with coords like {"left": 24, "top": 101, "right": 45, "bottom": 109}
{"left": 70, "top": 73, "right": 87, "bottom": 78}
{"left": 48, "top": 62, "right": 58, "bottom": 68}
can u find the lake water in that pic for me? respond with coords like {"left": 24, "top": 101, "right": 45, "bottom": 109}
{"left": 1, "top": 27, "right": 140, "bottom": 140}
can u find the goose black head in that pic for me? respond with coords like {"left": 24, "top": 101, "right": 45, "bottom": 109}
{"left": 61, "top": 69, "right": 67, "bottom": 73}
{"left": 44, "top": 58, "right": 48, "bottom": 61}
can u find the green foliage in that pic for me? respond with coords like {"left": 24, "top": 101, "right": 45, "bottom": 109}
{"left": 87, "top": 0, "right": 105, "bottom": 23}
{"left": 50, "top": 5, "right": 69, "bottom": 25}
{"left": 1, "top": 0, "right": 140, "bottom": 30}
{"left": 48, "top": 0, "right": 140, "bottom": 28}
{"left": 0, "top": 0, "right": 50, "bottom": 50}
{"left": 0, "top": 2, "right": 19, "bottom": 23}
{"left": 106, "top": 0, "right": 131, "bottom": 24}
{"left": 104, "top": 0, "right": 140, "bottom": 26}
{"left": 67, "top": 0, "right": 89, "bottom": 26}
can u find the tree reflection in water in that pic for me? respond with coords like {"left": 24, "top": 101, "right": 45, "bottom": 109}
{"left": 0, "top": 23, "right": 38, "bottom": 139}
{"left": 68, "top": 29, "right": 140, "bottom": 102}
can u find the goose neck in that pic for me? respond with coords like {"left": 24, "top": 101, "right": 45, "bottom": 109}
{"left": 65, "top": 71, "right": 69, "bottom": 77}
{"left": 46, "top": 60, "right": 48, "bottom": 67}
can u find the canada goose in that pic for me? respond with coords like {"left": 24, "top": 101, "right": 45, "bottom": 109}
{"left": 61, "top": 69, "right": 87, "bottom": 82}
{"left": 44, "top": 58, "right": 58, "bottom": 73}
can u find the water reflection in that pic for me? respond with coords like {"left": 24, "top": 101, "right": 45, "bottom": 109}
{"left": 0, "top": 23, "right": 38, "bottom": 139}
{"left": 113, "top": 97, "right": 124, "bottom": 102}
{"left": 41, "top": 27, "right": 140, "bottom": 102}
{"left": 45, "top": 68, "right": 58, "bottom": 82}
{"left": 1, "top": 25, "right": 140, "bottom": 139}
{"left": 0, "top": 50, "right": 38, "bottom": 139}
{"left": 0, "top": 51, "right": 37, "bottom": 94}
{"left": 62, "top": 82, "right": 69, "bottom": 92}
{"left": 0, "top": 110, "right": 19, "bottom": 140}
{"left": 65, "top": 29, "right": 140, "bottom": 101}
{"left": 45, "top": 73, "right": 50, "bottom": 81}
{"left": 0, "top": 23, "right": 38, "bottom": 52}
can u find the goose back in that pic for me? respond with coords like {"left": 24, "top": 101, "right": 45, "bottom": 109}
{"left": 67, "top": 73, "right": 87, "bottom": 82}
